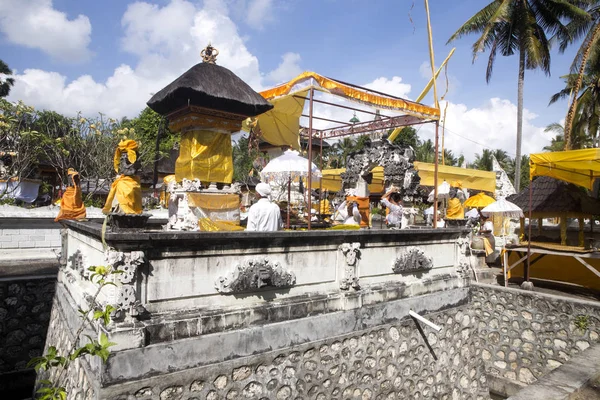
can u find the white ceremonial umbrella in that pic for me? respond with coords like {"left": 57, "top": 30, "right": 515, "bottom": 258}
{"left": 465, "top": 208, "right": 480, "bottom": 219}
{"left": 427, "top": 180, "right": 451, "bottom": 203}
{"left": 481, "top": 198, "right": 524, "bottom": 219}
{"left": 260, "top": 150, "right": 321, "bottom": 228}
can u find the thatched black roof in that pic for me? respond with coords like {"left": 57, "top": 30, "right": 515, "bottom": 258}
{"left": 508, "top": 176, "right": 600, "bottom": 215}
{"left": 147, "top": 63, "right": 273, "bottom": 117}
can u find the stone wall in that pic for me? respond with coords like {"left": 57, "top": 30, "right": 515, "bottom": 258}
{"left": 0, "top": 277, "right": 56, "bottom": 398}
{"left": 101, "top": 303, "right": 489, "bottom": 400}
{"left": 471, "top": 283, "right": 600, "bottom": 388}
{"left": 0, "top": 218, "right": 62, "bottom": 250}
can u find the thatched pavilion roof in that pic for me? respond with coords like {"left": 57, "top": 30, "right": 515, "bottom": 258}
{"left": 508, "top": 176, "right": 600, "bottom": 216}
{"left": 147, "top": 62, "right": 273, "bottom": 117}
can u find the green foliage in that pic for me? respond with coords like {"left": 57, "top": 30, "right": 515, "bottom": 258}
{"left": 574, "top": 314, "right": 590, "bottom": 331}
{"left": 83, "top": 197, "right": 105, "bottom": 208}
{"left": 28, "top": 264, "right": 121, "bottom": 399}
{"left": 233, "top": 134, "right": 259, "bottom": 183}
{"left": 390, "top": 127, "right": 419, "bottom": 149}
{"left": 120, "top": 107, "right": 177, "bottom": 168}
{"left": 0, "top": 59, "right": 15, "bottom": 98}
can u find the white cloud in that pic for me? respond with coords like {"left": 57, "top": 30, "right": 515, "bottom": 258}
{"left": 364, "top": 76, "right": 411, "bottom": 99}
{"left": 8, "top": 0, "right": 271, "bottom": 118}
{"left": 266, "top": 52, "right": 302, "bottom": 84}
{"left": 419, "top": 61, "right": 432, "bottom": 80}
{"left": 0, "top": 0, "right": 92, "bottom": 63}
{"left": 419, "top": 98, "right": 552, "bottom": 162}
{"left": 246, "top": 0, "right": 274, "bottom": 30}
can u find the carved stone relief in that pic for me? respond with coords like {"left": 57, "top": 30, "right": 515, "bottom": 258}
{"left": 215, "top": 258, "right": 296, "bottom": 294}
{"left": 455, "top": 236, "right": 471, "bottom": 278}
{"left": 339, "top": 139, "right": 420, "bottom": 199}
{"left": 105, "top": 250, "right": 145, "bottom": 317}
{"left": 391, "top": 247, "right": 433, "bottom": 274}
{"left": 339, "top": 242, "right": 361, "bottom": 290}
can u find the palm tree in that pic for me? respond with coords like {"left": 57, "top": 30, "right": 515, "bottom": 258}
{"left": 543, "top": 122, "right": 567, "bottom": 151}
{"left": 560, "top": 1, "right": 599, "bottom": 148}
{"left": 448, "top": 0, "right": 587, "bottom": 190}
{"left": 550, "top": 53, "right": 600, "bottom": 148}
{"left": 442, "top": 149, "right": 458, "bottom": 166}
{"left": 473, "top": 149, "right": 495, "bottom": 171}
{"left": 334, "top": 137, "right": 357, "bottom": 168}
{"left": 415, "top": 139, "right": 435, "bottom": 163}
{"left": 0, "top": 60, "right": 15, "bottom": 98}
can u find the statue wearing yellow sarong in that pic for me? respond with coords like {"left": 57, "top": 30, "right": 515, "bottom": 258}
{"left": 102, "top": 140, "right": 143, "bottom": 215}
{"left": 55, "top": 168, "right": 86, "bottom": 222}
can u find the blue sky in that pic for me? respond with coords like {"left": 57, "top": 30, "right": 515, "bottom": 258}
{"left": 0, "top": 0, "right": 583, "bottom": 161}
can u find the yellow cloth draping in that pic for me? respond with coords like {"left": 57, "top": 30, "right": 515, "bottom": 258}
{"left": 187, "top": 193, "right": 239, "bottom": 210}
{"left": 321, "top": 162, "right": 496, "bottom": 194}
{"left": 483, "top": 237, "right": 494, "bottom": 257}
{"left": 160, "top": 174, "right": 176, "bottom": 207}
{"left": 260, "top": 72, "right": 440, "bottom": 120}
{"left": 175, "top": 129, "right": 233, "bottom": 183}
{"left": 55, "top": 169, "right": 86, "bottom": 222}
{"left": 507, "top": 250, "right": 600, "bottom": 291}
{"left": 113, "top": 140, "right": 139, "bottom": 173}
{"left": 414, "top": 162, "right": 496, "bottom": 193}
{"left": 102, "top": 175, "right": 142, "bottom": 215}
{"left": 255, "top": 90, "right": 307, "bottom": 150}
{"left": 446, "top": 198, "right": 464, "bottom": 219}
{"left": 464, "top": 192, "right": 495, "bottom": 208}
{"left": 321, "top": 167, "right": 385, "bottom": 193}
{"left": 198, "top": 218, "right": 244, "bottom": 232}
{"left": 530, "top": 148, "right": 600, "bottom": 190}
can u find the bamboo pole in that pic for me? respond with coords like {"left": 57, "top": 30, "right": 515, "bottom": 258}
{"left": 307, "top": 87, "right": 314, "bottom": 230}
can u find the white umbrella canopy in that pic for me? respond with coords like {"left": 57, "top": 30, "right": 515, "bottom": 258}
{"left": 481, "top": 198, "right": 524, "bottom": 219}
{"left": 260, "top": 150, "right": 321, "bottom": 183}
{"left": 465, "top": 208, "right": 480, "bottom": 219}
{"left": 427, "top": 181, "right": 451, "bottom": 202}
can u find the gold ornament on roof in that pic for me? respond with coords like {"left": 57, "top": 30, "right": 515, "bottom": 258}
{"left": 201, "top": 44, "right": 219, "bottom": 64}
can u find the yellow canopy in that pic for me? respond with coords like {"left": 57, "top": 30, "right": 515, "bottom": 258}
{"left": 530, "top": 148, "right": 600, "bottom": 190}
{"left": 321, "top": 162, "right": 496, "bottom": 194}
{"left": 254, "top": 89, "right": 307, "bottom": 151}
{"left": 413, "top": 162, "right": 496, "bottom": 193}
{"left": 260, "top": 71, "right": 440, "bottom": 120}
{"left": 252, "top": 71, "right": 441, "bottom": 150}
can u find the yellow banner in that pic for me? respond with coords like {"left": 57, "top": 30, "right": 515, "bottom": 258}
{"left": 175, "top": 130, "right": 233, "bottom": 183}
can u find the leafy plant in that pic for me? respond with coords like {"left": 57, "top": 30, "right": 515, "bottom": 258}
{"left": 28, "top": 264, "right": 121, "bottom": 399}
{"left": 575, "top": 315, "right": 590, "bottom": 331}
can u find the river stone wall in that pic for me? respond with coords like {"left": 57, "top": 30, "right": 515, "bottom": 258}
{"left": 0, "top": 277, "right": 56, "bottom": 397}
{"left": 101, "top": 303, "right": 489, "bottom": 400}
{"left": 471, "top": 283, "right": 600, "bottom": 387}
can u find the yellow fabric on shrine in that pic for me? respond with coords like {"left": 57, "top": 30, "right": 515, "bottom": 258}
{"left": 113, "top": 140, "right": 139, "bottom": 172}
{"left": 445, "top": 198, "right": 464, "bottom": 219}
{"left": 530, "top": 148, "right": 600, "bottom": 190}
{"left": 464, "top": 192, "right": 496, "bottom": 209}
{"left": 102, "top": 175, "right": 142, "bottom": 215}
{"left": 256, "top": 90, "right": 307, "bottom": 150}
{"left": 198, "top": 218, "right": 244, "bottom": 232}
{"left": 483, "top": 237, "right": 494, "bottom": 257}
{"left": 506, "top": 250, "right": 600, "bottom": 291}
{"left": 187, "top": 193, "right": 239, "bottom": 210}
{"left": 414, "top": 162, "right": 496, "bottom": 193}
{"left": 260, "top": 72, "right": 440, "bottom": 119}
{"left": 55, "top": 169, "right": 86, "bottom": 222}
{"left": 160, "top": 175, "right": 176, "bottom": 207}
{"left": 175, "top": 129, "right": 233, "bottom": 183}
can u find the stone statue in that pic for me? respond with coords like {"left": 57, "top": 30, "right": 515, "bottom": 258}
{"left": 102, "top": 139, "right": 143, "bottom": 215}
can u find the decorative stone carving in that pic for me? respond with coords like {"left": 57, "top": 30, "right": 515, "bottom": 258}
{"left": 105, "top": 250, "right": 145, "bottom": 316}
{"left": 339, "top": 242, "right": 361, "bottom": 290}
{"left": 215, "top": 258, "right": 296, "bottom": 294}
{"left": 455, "top": 236, "right": 471, "bottom": 278}
{"left": 165, "top": 194, "right": 200, "bottom": 231}
{"left": 340, "top": 138, "right": 420, "bottom": 199}
{"left": 391, "top": 247, "right": 433, "bottom": 274}
{"left": 493, "top": 155, "right": 516, "bottom": 199}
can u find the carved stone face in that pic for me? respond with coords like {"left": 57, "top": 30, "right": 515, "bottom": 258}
{"left": 119, "top": 152, "right": 141, "bottom": 176}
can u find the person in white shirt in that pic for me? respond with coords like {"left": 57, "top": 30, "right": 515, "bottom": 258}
{"left": 380, "top": 189, "right": 403, "bottom": 228}
{"left": 344, "top": 201, "right": 362, "bottom": 225}
{"left": 246, "top": 182, "right": 282, "bottom": 232}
